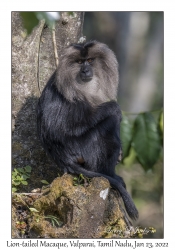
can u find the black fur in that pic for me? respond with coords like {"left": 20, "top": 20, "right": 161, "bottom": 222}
{"left": 73, "top": 41, "right": 95, "bottom": 57}
{"left": 37, "top": 72, "right": 139, "bottom": 220}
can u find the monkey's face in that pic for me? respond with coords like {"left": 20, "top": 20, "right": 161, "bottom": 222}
{"left": 77, "top": 58, "right": 94, "bottom": 83}
{"left": 62, "top": 46, "right": 96, "bottom": 85}
{"left": 57, "top": 40, "right": 119, "bottom": 105}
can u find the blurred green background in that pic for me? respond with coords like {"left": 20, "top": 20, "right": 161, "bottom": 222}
{"left": 84, "top": 12, "right": 163, "bottom": 238}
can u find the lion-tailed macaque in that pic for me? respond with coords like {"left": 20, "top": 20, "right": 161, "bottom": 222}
{"left": 37, "top": 40, "right": 138, "bottom": 220}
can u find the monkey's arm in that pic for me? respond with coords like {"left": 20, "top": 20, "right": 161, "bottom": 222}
{"left": 62, "top": 99, "right": 122, "bottom": 137}
{"left": 38, "top": 76, "right": 122, "bottom": 138}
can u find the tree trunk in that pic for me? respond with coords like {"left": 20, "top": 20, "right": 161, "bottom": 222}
{"left": 12, "top": 12, "right": 133, "bottom": 238}
{"left": 12, "top": 12, "right": 84, "bottom": 191}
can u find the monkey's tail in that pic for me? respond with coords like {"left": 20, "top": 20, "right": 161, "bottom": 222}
{"left": 108, "top": 177, "right": 139, "bottom": 220}
{"left": 69, "top": 165, "right": 139, "bottom": 220}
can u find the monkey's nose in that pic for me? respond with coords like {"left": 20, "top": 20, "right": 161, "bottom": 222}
{"left": 81, "top": 70, "right": 92, "bottom": 79}
{"left": 80, "top": 65, "right": 93, "bottom": 82}
{"left": 82, "top": 69, "right": 90, "bottom": 76}
{"left": 81, "top": 67, "right": 90, "bottom": 74}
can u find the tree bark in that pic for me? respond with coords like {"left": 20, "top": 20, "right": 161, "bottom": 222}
{"left": 12, "top": 12, "right": 84, "bottom": 191}
{"left": 12, "top": 175, "right": 131, "bottom": 238}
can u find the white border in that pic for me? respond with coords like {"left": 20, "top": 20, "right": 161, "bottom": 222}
{"left": 1, "top": 0, "right": 175, "bottom": 248}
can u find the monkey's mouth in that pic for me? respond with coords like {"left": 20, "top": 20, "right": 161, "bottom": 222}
{"left": 81, "top": 76, "right": 93, "bottom": 82}
{"left": 80, "top": 73, "right": 93, "bottom": 82}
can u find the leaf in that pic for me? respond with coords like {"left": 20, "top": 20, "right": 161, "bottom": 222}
{"left": 120, "top": 114, "right": 133, "bottom": 159}
{"left": 41, "top": 180, "right": 49, "bottom": 185}
{"left": 123, "top": 147, "right": 137, "bottom": 166}
{"left": 12, "top": 187, "right": 17, "bottom": 193}
{"left": 29, "top": 208, "right": 39, "bottom": 213}
{"left": 36, "top": 12, "right": 60, "bottom": 28}
{"left": 159, "top": 111, "right": 163, "bottom": 133}
{"left": 13, "top": 181, "right": 21, "bottom": 186}
{"left": 25, "top": 165, "right": 32, "bottom": 173}
{"left": 20, "top": 12, "right": 39, "bottom": 35}
{"left": 18, "top": 168, "right": 25, "bottom": 173}
{"left": 68, "top": 12, "right": 74, "bottom": 16}
{"left": 16, "top": 176, "right": 22, "bottom": 181}
{"left": 12, "top": 170, "right": 18, "bottom": 177}
{"left": 51, "top": 220, "right": 55, "bottom": 227}
{"left": 21, "top": 180, "right": 28, "bottom": 185}
{"left": 132, "top": 113, "right": 161, "bottom": 170}
{"left": 21, "top": 174, "right": 29, "bottom": 180}
{"left": 45, "top": 215, "right": 61, "bottom": 227}
{"left": 158, "top": 110, "right": 163, "bottom": 145}
{"left": 79, "top": 174, "right": 85, "bottom": 179}
{"left": 36, "top": 218, "right": 40, "bottom": 223}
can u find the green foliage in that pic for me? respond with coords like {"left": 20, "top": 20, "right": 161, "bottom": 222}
{"left": 68, "top": 12, "right": 74, "bottom": 16}
{"left": 159, "top": 111, "right": 163, "bottom": 133}
{"left": 40, "top": 180, "right": 49, "bottom": 185}
{"left": 44, "top": 215, "right": 62, "bottom": 227}
{"left": 12, "top": 166, "right": 32, "bottom": 192}
{"left": 73, "top": 174, "right": 90, "bottom": 186}
{"left": 20, "top": 12, "right": 60, "bottom": 35}
{"left": 29, "top": 207, "right": 39, "bottom": 213}
{"left": 133, "top": 113, "right": 161, "bottom": 170}
{"left": 158, "top": 110, "right": 163, "bottom": 145}
{"left": 120, "top": 114, "right": 133, "bottom": 158}
{"left": 20, "top": 12, "right": 39, "bottom": 35}
{"left": 121, "top": 111, "right": 163, "bottom": 170}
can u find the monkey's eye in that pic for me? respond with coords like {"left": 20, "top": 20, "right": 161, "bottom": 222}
{"left": 87, "top": 58, "right": 94, "bottom": 63}
{"left": 77, "top": 59, "right": 83, "bottom": 64}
